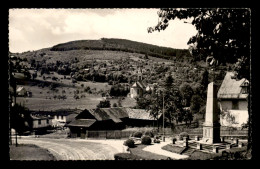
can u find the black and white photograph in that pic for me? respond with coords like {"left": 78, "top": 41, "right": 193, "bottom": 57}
{"left": 8, "top": 8, "right": 252, "bottom": 161}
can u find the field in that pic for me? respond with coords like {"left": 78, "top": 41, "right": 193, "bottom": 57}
{"left": 16, "top": 71, "right": 136, "bottom": 111}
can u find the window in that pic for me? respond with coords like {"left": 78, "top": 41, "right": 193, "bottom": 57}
{"left": 38, "top": 119, "right": 41, "bottom": 125}
{"left": 232, "top": 100, "right": 239, "bottom": 110}
{"left": 46, "top": 119, "right": 49, "bottom": 124}
{"left": 241, "top": 82, "right": 249, "bottom": 94}
{"left": 61, "top": 116, "right": 63, "bottom": 120}
{"left": 137, "top": 89, "right": 139, "bottom": 94}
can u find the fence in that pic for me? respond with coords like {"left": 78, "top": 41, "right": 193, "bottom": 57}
{"left": 82, "top": 128, "right": 248, "bottom": 139}
{"left": 176, "top": 128, "right": 248, "bottom": 138}
{"left": 86, "top": 130, "right": 133, "bottom": 139}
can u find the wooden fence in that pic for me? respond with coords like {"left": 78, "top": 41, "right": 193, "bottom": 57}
{"left": 82, "top": 128, "right": 248, "bottom": 139}
{"left": 86, "top": 130, "right": 133, "bottom": 139}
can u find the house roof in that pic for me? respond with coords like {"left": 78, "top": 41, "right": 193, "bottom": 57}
{"left": 125, "top": 108, "right": 159, "bottom": 120}
{"left": 66, "top": 119, "right": 96, "bottom": 127}
{"left": 75, "top": 107, "right": 159, "bottom": 124}
{"left": 217, "top": 72, "right": 249, "bottom": 99}
{"left": 90, "top": 108, "right": 129, "bottom": 123}
{"left": 31, "top": 114, "right": 52, "bottom": 120}
{"left": 30, "top": 109, "right": 82, "bottom": 117}
{"left": 132, "top": 81, "right": 146, "bottom": 89}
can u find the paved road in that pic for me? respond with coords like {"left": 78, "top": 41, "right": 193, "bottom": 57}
{"left": 17, "top": 137, "right": 125, "bottom": 160}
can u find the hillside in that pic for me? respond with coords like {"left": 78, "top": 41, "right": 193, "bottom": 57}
{"left": 50, "top": 38, "right": 191, "bottom": 60}
{"left": 9, "top": 37, "right": 230, "bottom": 112}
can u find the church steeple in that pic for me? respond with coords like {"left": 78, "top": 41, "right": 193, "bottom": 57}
{"left": 137, "top": 67, "right": 142, "bottom": 81}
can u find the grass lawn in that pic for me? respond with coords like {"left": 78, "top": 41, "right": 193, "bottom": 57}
{"left": 129, "top": 144, "right": 170, "bottom": 160}
{"left": 161, "top": 143, "right": 249, "bottom": 160}
{"left": 9, "top": 144, "right": 56, "bottom": 160}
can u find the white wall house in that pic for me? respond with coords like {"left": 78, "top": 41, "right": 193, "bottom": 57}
{"left": 31, "top": 115, "right": 52, "bottom": 129}
{"left": 217, "top": 72, "right": 249, "bottom": 128}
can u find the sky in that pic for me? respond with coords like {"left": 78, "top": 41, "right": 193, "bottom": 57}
{"left": 9, "top": 8, "right": 198, "bottom": 53}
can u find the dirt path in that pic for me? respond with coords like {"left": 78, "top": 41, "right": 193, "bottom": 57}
{"left": 17, "top": 137, "right": 124, "bottom": 160}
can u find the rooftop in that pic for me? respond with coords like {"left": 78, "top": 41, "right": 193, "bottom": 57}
{"left": 217, "top": 72, "right": 249, "bottom": 99}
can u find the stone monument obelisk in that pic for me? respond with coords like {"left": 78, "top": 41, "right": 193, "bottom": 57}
{"left": 202, "top": 82, "right": 221, "bottom": 144}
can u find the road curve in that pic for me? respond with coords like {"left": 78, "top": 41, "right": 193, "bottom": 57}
{"left": 17, "top": 137, "right": 125, "bottom": 160}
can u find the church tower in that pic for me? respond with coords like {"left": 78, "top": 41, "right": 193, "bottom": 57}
{"left": 137, "top": 67, "right": 142, "bottom": 81}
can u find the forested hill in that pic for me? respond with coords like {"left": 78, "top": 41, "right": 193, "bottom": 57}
{"left": 50, "top": 38, "right": 191, "bottom": 60}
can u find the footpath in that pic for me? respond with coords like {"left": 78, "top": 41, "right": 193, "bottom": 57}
{"left": 142, "top": 139, "right": 189, "bottom": 160}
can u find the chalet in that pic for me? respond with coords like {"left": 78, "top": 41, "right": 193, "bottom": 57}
{"left": 66, "top": 108, "right": 162, "bottom": 138}
{"left": 217, "top": 72, "right": 249, "bottom": 128}
{"left": 16, "top": 86, "right": 26, "bottom": 96}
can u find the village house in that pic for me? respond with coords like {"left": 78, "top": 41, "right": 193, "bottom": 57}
{"left": 31, "top": 109, "right": 81, "bottom": 128}
{"left": 31, "top": 114, "right": 53, "bottom": 134}
{"left": 217, "top": 72, "right": 249, "bottom": 128}
{"left": 66, "top": 108, "right": 162, "bottom": 138}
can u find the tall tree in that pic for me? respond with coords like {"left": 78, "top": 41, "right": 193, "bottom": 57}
{"left": 179, "top": 82, "right": 194, "bottom": 107}
{"left": 148, "top": 8, "right": 251, "bottom": 157}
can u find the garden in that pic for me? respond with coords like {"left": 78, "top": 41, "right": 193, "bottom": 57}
{"left": 114, "top": 131, "right": 249, "bottom": 160}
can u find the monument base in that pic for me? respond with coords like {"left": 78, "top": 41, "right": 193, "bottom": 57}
{"left": 202, "top": 124, "right": 221, "bottom": 144}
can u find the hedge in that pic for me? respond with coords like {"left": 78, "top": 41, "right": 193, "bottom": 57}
{"left": 114, "top": 153, "right": 143, "bottom": 160}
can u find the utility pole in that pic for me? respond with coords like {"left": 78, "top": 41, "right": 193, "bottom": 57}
{"left": 162, "top": 91, "right": 165, "bottom": 142}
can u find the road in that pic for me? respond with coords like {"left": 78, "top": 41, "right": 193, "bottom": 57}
{"left": 16, "top": 137, "right": 126, "bottom": 160}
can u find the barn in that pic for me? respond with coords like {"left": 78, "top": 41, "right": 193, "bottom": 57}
{"left": 66, "top": 108, "right": 162, "bottom": 138}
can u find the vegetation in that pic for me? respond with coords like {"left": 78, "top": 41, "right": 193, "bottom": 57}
{"left": 123, "top": 139, "right": 135, "bottom": 148}
{"left": 149, "top": 8, "right": 251, "bottom": 156}
{"left": 114, "top": 153, "right": 142, "bottom": 160}
{"left": 50, "top": 38, "right": 190, "bottom": 60}
{"left": 141, "top": 136, "right": 152, "bottom": 145}
{"left": 133, "top": 131, "right": 143, "bottom": 138}
{"left": 178, "top": 132, "right": 189, "bottom": 140}
{"left": 9, "top": 144, "right": 56, "bottom": 160}
{"left": 96, "top": 100, "right": 111, "bottom": 108}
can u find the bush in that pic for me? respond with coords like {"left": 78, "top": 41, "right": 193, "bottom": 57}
{"left": 144, "top": 131, "right": 154, "bottom": 137}
{"left": 133, "top": 131, "right": 143, "bottom": 138}
{"left": 114, "top": 153, "right": 142, "bottom": 160}
{"left": 179, "top": 132, "right": 189, "bottom": 140}
{"left": 123, "top": 139, "right": 135, "bottom": 148}
{"left": 141, "top": 136, "right": 151, "bottom": 145}
{"left": 154, "top": 139, "right": 160, "bottom": 143}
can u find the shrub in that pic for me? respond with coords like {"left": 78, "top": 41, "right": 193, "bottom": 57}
{"left": 141, "top": 136, "right": 151, "bottom": 145}
{"left": 179, "top": 132, "right": 189, "bottom": 140}
{"left": 123, "top": 139, "right": 135, "bottom": 148}
{"left": 114, "top": 153, "right": 142, "bottom": 160}
{"left": 154, "top": 139, "right": 160, "bottom": 143}
{"left": 133, "top": 131, "right": 143, "bottom": 138}
{"left": 144, "top": 131, "right": 154, "bottom": 137}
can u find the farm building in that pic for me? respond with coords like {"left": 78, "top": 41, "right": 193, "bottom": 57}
{"left": 217, "top": 72, "right": 249, "bottom": 128}
{"left": 66, "top": 108, "right": 162, "bottom": 138}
